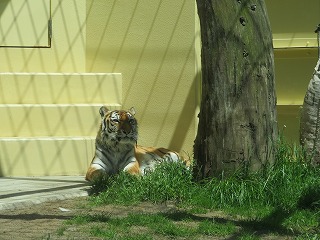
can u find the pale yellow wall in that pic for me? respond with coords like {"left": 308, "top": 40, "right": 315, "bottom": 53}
{"left": 0, "top": 0, "right": 123, "bottom": 176}
{"left": 266, "top": 0, "right": 320, "bottom": 49}
{"left": 0, "top": 0, "right": 50, "bottom": 47}
{"left": 265, "top": 0, "right": 320, "bottom": 143}
{"left": 2, "top": 0, "right": 314, "bottom": 176}
{"left": 86, "top": 0, "right": 198, "bottom": 154}
{"left": 0, "top": 0, "right": 198, "bottom": 176}
{"left": 0, "top": 0, "right": 86, "bottom": 72}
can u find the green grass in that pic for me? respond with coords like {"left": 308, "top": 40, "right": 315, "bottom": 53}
{"left": 89, "top": 160, "right": 194, "bottom": 205}
{"left": 197, "top": 219, "right": 236, "bottom": 236}
{"left": 90, "top": 149, "right": 320, "bottom": 213}
{"left": 65, "top": 212, "right": 237, "bottom": 239}
{"left": 65, "top": 138, "right": 320, "bottom": 239}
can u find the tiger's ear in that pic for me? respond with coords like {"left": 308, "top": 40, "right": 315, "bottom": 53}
{"left": 99, "top": 106, "right": 109, "bottom": 118}
{"left": 128, "top": 107, "right": 136, "bottom": 116}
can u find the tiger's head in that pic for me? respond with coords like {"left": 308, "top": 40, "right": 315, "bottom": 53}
{"left": 98, "top": 106, "right": 138, "bottom": 145}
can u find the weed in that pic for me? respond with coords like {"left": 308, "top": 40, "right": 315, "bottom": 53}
{"left": 197, "top": 219, "right": 236, "bottom": 236}
{"left": 56, "top": 226, "right": 66, "bottom": 236}
{"left": 90, "top": 225, "right": 118, "bottom": 239}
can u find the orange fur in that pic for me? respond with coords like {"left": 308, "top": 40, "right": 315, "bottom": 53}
{"left": 85, "top": 106, "right": 187, "bottom": 182}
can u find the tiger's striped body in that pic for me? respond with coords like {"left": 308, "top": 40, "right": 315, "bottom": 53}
{"left": 85, "top": 106, "right": 183, "bottom": 182}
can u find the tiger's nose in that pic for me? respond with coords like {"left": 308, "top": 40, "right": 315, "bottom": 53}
{"left": 121, "top": 122, "right": 131, "bottom": 134}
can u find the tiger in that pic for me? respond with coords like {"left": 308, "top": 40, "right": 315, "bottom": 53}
{"left": 85, "top": 106, "right": 186, "bottom": 182}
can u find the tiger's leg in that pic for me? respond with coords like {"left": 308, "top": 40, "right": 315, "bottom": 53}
{"left": 85, "top": 165, "right": 106, "bottom": 182}
{"left": 162, "top": 151, "right": 180, "bottom": 162}
{"left": 123, "top": 161, "right": 141, "bottom": 175}
{"left": 157, "top": 148, "right": 190, "bottom": 168}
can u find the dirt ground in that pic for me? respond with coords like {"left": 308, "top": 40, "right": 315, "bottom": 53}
{"left": 0, "top": 197, "right": 296, "bottom": 240}
{"left": 0, "top": 197, "right": 87, "bottom": 240}
{"left": 0, "top": 197, "right": 186, "bottom": 240}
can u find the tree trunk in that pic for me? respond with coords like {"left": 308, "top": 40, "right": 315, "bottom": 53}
{"left": 194, "top": 0, "right": 277, "bottom": 179}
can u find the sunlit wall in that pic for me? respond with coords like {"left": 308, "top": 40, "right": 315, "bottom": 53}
{"left": 266, "top": 0, "right": 320, "bottom": 143}
{"left": 0, "top": 0, "right": 199, "bottom": 176}
{"left": 85, "top": 0, "right": 199, "bottom": 153}
{"left": 0, "top": 0, "right": 318, "bottom": 176}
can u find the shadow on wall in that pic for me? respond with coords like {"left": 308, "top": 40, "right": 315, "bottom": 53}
{"left": 0, "top": 72, "right": 122, "bottom": 177}
{"left": 0, "top": 0, "right": 198, "bottom": 176}
{"left": 0, "top": 0, "right": 9, "bottom": 17}
{"left": 0, "top": 161, "right": 3, "bottom": 177}
{"left": 85, "top": 0, "right": 198, "bottom": 155}
{"left": 168, "top": 72, "right": 201, "bottom": 153}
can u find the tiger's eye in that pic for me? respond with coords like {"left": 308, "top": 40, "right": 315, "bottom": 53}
{"left": 129, "top": 119, "right": 135, "bottom": 124}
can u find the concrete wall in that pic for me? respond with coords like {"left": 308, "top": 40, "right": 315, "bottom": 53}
{"left": 85, "top": 0, "right": 199, "bottom": 153}
{"left": 0, "top": 0, "right": 86, "bottom": 72}
{"left": 0, "top": 0, "right": 199, "bottom": 176}
{"left": 265, "top": 0, "right": 320, "bottom": 143}
{"left": 0, "top": 0, "right": 318, "bottom": 176}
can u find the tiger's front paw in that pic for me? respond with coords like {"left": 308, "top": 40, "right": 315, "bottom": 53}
{"left": 85, "top": 167, "right": 105, "bottom": 182}
{"left": 123, "top": 161, "right": 141, "bottom": 176}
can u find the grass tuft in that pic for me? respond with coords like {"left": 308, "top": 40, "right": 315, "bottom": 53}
{"left": 197, "top": 219, "right": 236, "bottom": 236}
{"left": 90, "top": 161, "right": 194, "bottom": 205}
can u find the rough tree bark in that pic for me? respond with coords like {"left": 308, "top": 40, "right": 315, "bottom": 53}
{"left": 194, "top": 0, "right": 277, "bottom": 179}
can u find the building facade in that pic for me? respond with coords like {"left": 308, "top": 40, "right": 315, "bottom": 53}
{"left": 0, "top": 0, "right": 319, "bottom": 176}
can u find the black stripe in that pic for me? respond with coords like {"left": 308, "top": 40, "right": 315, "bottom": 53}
{"left": 158, "top": 149, "right": 168, "bottom": 155}
{"left": 95, "top": 146, "right": 116, "bottom": 173}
